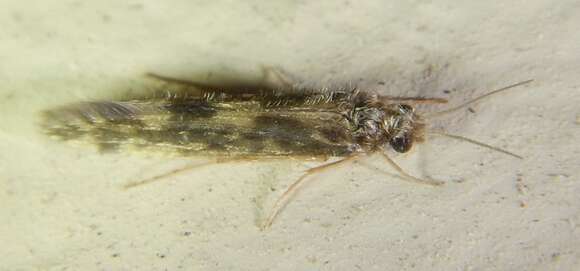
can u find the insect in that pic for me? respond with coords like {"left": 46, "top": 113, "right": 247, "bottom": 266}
{"left": 41, "top": 67, "right": 533, "bottom": 229}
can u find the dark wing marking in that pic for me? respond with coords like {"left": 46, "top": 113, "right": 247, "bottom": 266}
{"left": 42, "top": 95, "right": 355, "bottom": 158}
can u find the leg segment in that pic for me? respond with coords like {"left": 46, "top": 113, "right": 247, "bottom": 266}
{"left": 260, "top": 154, "right": 360, "bottom": 230}
{"left": 379, "top": 152, "right": 443, "bottom": 186}
{"left": 122, "top": 157, "right": 256, "bottom": 190}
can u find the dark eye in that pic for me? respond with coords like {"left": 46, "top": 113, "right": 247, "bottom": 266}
{"left": 390, "top": 134, "right": 413, "bottom": 153}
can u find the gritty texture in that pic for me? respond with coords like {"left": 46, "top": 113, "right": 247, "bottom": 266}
{"left": 1, "top": 1, "right": 579, "bottom": 270}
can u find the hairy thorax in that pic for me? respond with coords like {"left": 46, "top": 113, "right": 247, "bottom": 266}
{"left": 342, "top": 90, "right": 425, "bottom": 153}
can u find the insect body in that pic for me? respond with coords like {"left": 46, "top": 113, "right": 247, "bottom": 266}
{"left": 42, "top": 69, "right": 533, "bottom": 229}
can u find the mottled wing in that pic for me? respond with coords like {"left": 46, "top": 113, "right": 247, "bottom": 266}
{"left": 42, "top": 94, "right": 355, "bottom": 159}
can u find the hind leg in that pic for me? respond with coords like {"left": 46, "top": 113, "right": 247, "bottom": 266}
{"left": 261, "top": 154, "right": 361, "bottom": 230}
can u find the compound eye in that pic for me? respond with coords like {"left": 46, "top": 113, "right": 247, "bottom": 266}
{"left": 390, "top": 134, "right": 413, "bottom": 153}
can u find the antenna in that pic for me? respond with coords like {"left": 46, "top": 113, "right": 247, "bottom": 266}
{"left": 428, "top": 131, "right": 523, "bottom": 159}
{"left": 425, "top": 79, "right": 534, "bottom": 118}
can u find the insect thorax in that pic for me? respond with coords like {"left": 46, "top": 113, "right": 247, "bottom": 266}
{"left": 344, "top": 91, "right": 425, "bottom": 153}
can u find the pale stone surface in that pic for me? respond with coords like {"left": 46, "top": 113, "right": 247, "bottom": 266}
{"left": 1, "top": 1, "right": 579, "bottom": 270}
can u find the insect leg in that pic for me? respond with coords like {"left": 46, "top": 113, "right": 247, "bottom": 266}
{"left": 122, "top": 157, "right": 253, "bottom": 190}
{"left": 260, "top": 154, "right": 361, "bottom": 230}
{"left": 379, "top": 152, "right": 443, "bottom": 186}
{"left": 123, "top": 161, "right": 216, "bottom": 189}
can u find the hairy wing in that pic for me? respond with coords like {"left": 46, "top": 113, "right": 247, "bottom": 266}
{"left": 42, "top": 95, "right": 355, "bottom": 158}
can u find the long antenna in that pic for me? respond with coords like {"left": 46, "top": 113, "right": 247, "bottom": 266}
{"left": 379, "top": 96, "right": 448, "bottom": 104}
{"left": 425, "top": 79, "right": 534, "bottom": 118}
{"left": 428, "top": 131, "right": 523, "bottom": 159}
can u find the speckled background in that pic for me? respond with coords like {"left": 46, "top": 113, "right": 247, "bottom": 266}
{"left": 1, "top": 1, "right": 579, "bottom": 270}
